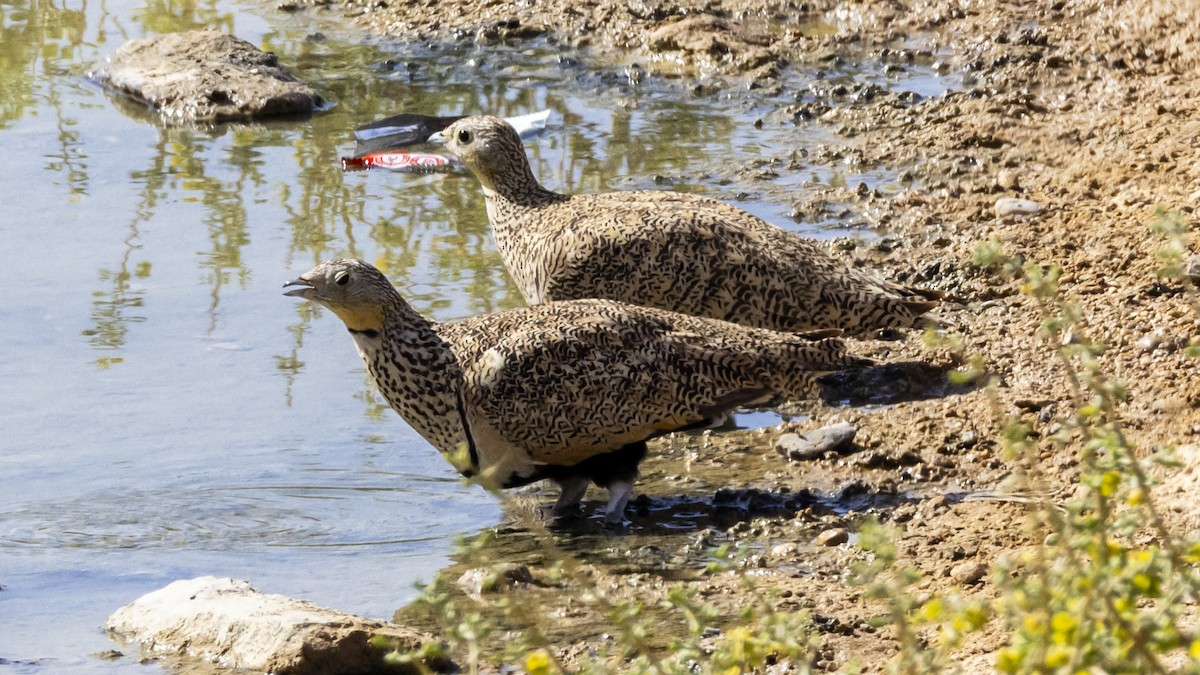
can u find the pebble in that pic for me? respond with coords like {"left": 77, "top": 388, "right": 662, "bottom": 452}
{"left": 950, "top": 561, "right": 988, "bottom": 585}
{"left": 1187, "top": 254, "right": 1200, "bottom": 282}
{"left": 815, "top": 527, "right": 849, "bottom": 546}
{"left": 926, "top": 495, "right": 950, "bottom": 511}
{"left": 770, "top": 542, "right": 798, "bottom": 557}
{"left": 994, "top": 197, "right": 1042, "bottom": 216}
{"left": 776, "top": 422, "right": 858, "bottom": 461}
{"left": 996, "top": 169, "right": 1020, "bottom": 190}
{"left": 456, "top": 564, "right": 534, "bottom": 597}
{"left": 1137, "top": 333, "right": 1163, "bottom": 353}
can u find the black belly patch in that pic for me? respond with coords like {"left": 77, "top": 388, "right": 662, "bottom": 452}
{"left": 502, "top": 441, "right": 648, "bottom": 489}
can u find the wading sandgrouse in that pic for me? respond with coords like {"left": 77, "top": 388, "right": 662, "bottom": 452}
{"left": 284, "top": 258, "right": 870, "bottom": 526}
{"left": 442, "top": 115, "right": 941, "bottom": 336}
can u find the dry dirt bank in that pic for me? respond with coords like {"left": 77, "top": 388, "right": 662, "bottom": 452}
{"left": 281, "top": 0, "right": 1200, "bottom": 670}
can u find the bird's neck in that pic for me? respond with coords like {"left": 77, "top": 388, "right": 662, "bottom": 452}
{"left": 478, "top": 155, "right": 564, "bottom": 208}
{"left": 480, "top": 161, "right": 567, "bottom": 251}
{"left": 474, "top": 154, "right": 568, "bottom": 303}
{"left": 349, "top": 300, "right": 470, "bottom": 457}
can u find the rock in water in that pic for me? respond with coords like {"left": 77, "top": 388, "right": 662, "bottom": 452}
{"left": 91, "top": 31, "right": 324, "bottom": 124}
{"left": 105, "top": 576, "right": 451, "bottom": 674}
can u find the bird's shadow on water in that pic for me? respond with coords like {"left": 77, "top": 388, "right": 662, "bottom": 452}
{"left": 819, "top": 359, "right": 975, "bottom": 407}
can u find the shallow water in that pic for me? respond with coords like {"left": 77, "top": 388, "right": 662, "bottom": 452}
{"left": 0, "top": 0, "right": 953, "bottom": 671}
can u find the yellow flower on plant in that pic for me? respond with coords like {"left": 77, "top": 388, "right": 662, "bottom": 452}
{"left": 525, "top": 649, "right": 553, "bottom": 675}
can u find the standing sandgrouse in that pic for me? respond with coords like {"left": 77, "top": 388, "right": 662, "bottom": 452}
{"left": 284, "top": 258, "right": 870, "bottom": 526}
{"left": 442, "top": 115, "right": 941, "bottom": 336}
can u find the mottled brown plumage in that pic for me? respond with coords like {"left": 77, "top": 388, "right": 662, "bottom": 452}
{"left": 284, "top": 258, "right": 869, "bottom": 525}
{"left": 443, "top": 115, "right": 940, "bottom": 336}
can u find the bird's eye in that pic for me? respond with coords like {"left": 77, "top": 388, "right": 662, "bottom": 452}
{"left": 334, "top": 271, "right": 349, "bottom": 286}
{"left": 457, "top": 129, "right": 472, "bottom": 144}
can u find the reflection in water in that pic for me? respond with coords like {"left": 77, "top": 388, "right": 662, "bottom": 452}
{"left": 81, "top": 216, "right": 147, "bottom": 362}
{"left": 276, "top": 302, "right": 312, "bottom": 407}
{"left": 131, "top": 0, "right": 235, "bottom": 35}
{"left": 0, "top": 0, "right": 958, "bottom": 669}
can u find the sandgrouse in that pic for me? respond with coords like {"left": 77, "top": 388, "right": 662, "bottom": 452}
{"left": 285, "top": 258, "right": 870, "bottom": 526}
{"left": 443, "top": 115, "right": 940, "bottom": 336}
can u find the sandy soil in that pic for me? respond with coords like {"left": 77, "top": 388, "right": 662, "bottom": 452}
{"left": 285, "top": 0, "right": 1200, "bottom": 670}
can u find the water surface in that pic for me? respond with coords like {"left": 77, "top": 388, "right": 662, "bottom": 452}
{"left": 0, "top": 0, "right": 952, "bottom": 671}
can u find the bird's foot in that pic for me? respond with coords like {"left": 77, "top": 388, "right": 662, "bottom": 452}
{"left": 602, "top": 510, "right": 628, "bottom": 529}
{"left": 545, "top": 503, "right": 583, "bottom": 527}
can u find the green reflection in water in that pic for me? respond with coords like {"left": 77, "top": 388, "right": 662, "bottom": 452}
{"left": 2, "top": 0, "right": 924, "bottom": 423}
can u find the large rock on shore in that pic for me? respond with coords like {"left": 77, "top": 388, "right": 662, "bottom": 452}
{"left": 106, "top": 576, "right": 451, "bottom": 674}
{"left": 91, "top": 31, "right": 324, "bottom": 124}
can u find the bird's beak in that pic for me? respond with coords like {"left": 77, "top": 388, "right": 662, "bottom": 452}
{"left": 282, "top": 277, "right": 315, "bottom": 298}
{"left": 426, "top": 130, "right": 447, "bottom": 145}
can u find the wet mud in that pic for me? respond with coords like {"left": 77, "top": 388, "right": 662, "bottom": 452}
{"left": 266, "top": 0, "right": 1200, "bottom": 670}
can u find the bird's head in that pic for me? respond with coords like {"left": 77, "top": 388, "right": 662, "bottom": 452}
{"left": 442, "top": 115, "right": 530, "bottom": 193}
{"left": 283, "top": 258, "right": 397, "bottom": 333}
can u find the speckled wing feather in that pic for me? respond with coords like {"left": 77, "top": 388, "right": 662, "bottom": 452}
{"left": 440, "top": 299, "right": 864, "bottom": 467}
{"left": 536, "top": 190, "right": 938, "bottom": 334}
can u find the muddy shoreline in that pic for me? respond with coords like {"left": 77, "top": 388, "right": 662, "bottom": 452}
{"left": 271, "top": 0, "right": 1199, "bottom": 670}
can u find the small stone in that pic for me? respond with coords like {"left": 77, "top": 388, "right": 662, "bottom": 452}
{"left": 1137, "top": 333, "right": 1163, "bottom": 353}
{"left": 815, "top": 527, "right": 849, "bottom": 546}
{"left": 776, "top": 422, "right": 857, "bottom": 461}
{"left": 874, "top": 237, "right": 901, "bottom": 253}
{"left": 951, "top": 561, "right": 987, "bottom": 585}
{"left": 994, "top": 197, "right": 1042, "bottom": 217}
{"left": 770, "top": 542, "right": 798, "bottom": 557}
{"left": 457, "top": 564, "right": 534, "bottom": 597}
{"left": 1186, "top": 254, "right": 1200, "bottom": 282}
{"left": 996, "top": 169, "right": 1020, "bottom": 190}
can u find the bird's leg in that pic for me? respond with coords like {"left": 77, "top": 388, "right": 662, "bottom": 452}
{"left": 551, "top": 475, "right": 589, "bottom": 520}
{"left": 587, "top": 440, "right": 646, "bottom": 528}
{"left": 602, "top": 480, "right": 634, "bottom": 528}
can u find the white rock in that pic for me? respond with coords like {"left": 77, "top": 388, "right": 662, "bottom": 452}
{"left": 776, "top": 422, "right": 857, "bottom": 460}
{"left": 994, "top": 197, "right": 1043, "bottom": 217}
{"left": 770, "top": 542, "right": 798, "bottom": 557}
{"left": 456, "top": 564, "right": 534, "bottom": 599}
{"left": 106, "top": 576, "right": 449, "bottom": 674}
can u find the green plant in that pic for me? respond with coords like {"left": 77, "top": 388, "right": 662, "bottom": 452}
{"left": 850, "top": 213, "right": 1200, "bottom": 674}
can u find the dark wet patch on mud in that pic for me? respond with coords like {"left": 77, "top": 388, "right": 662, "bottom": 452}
{"left": 819, "top": 360, "right": 974, "bottom": 406}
